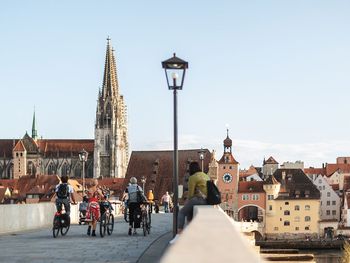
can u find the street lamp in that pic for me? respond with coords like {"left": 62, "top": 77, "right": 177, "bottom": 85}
{"left": 162, "top": 53, "right": 188, "bottom": 237}
{"left": 79, "top": 149, "right": 88, "bottom": 196}
{"left": 198, "top": 148, "right": 206, "bottom": 172}
{"left": 141, "top": 175, "right": 146, "bottom": 192}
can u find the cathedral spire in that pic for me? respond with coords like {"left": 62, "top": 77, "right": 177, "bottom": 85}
{"left": 102, "top": 37, "right": 119, "bottom": 99}
{"left": 31, "top": 108, "right": 38, "bottom": 140}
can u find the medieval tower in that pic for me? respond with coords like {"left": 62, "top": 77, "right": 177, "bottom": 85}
{"left": 94, "top": 38, "right": 129, "bottom": 178}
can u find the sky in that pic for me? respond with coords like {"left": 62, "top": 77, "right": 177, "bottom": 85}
{"left": 1, "top": 1, "right": 350, "bottom": 169}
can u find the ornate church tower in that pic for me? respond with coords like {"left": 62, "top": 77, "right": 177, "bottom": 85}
{"left": 217, "top": 129, "right": 239, "bottom": 219}
{"left": 94, "top": 38, "right": 129, "bottom": 178}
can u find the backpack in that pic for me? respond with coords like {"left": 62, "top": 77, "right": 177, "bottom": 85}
{"left": 206, "top": 180, "right": 221, "bottom": 205}
{"left": 57, "top": 184, "right": 69, "bottom": 199}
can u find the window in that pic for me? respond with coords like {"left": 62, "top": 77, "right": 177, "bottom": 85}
{"left": 318, "top": 179, "right": 322, "bottom": 183}
{"left": 295, "top": 227, "right": 299, "bottom": 231}
{"left": 274, "top": 227, "right": 278, "bottom": 231}
{"left": 294, "top": 216, "right": 300, "bottom": 222}
{"left": 327, "top": 192, "right": 331, "bottom": 197}
{"left": 284, "top": 210, "right": 290, "bottom": 216}
{"left": 285, "top": 202, "right": 289, "bottom": 205}
{"left": 332, "top": 201, "right": 336, "bottom": 205}
{"left": 229, "top": 166, "right": 232, "bottom": 169}
{"left": 242, "top": 194, "right": 249, "bottom": 200}
{"left": 323, "top": 186, "right": 325, "bottom": 190}
{"left": 332, "top": 210, "right": 336, "bottom": 215}
{"left": 223, "top": 166, "right": 226, "bottom": 169}
{"left": 305, "top": 205, "right": 310, "bottom": 211}
{"left": 295, "top": 205, "right": 300, "bottom": 211}
{"left": 284, "top": 221, "right": 290, "bottom": 226}
{"left": 305, "top": 216, "right": 311, "bottom": 222}
{"left": 327, "top": 201, "right": 330, "bottom": 206}
{"left": 305, "top": 226, "right": 310, "bottom": 230}
{"left": 268, "top": 195, "right": 274, "bottom": 200}
{"left": 319, "top": 186, "right": 322, "bottom": 190}
{"left": 16, "top": 153, "right": 19, "bottom": 157}
{"left": 269, "top": 205, "right": 272, "bottom": 211}
{"left": 326, "top": 210, "right": 330, "bottom": 215}
{"left": 252, "top": 194, "right": 259, "bottom": 200}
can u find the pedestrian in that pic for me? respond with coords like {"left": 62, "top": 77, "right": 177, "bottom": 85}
{"left": 170, "top": 161, "right": 209, "bottom": 243}
{"left": 86, "top": 191, "right": 101, "bottom": 237}
{"left": 161, "top": 191, "right": 171, "bottom": 213}
{"left": 147, "top": 189, "right": 154, "bottom": 213}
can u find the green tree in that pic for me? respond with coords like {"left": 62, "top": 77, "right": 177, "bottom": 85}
{"left": 340, "top": 240, "right": 350, "bottom": 263}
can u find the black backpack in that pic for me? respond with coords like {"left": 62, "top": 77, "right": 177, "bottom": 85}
{"left": 57, "top": 184, "right": 69, "bottom": 199}
{"left": 206, "top": 180, "right": 221, "bottom": 205}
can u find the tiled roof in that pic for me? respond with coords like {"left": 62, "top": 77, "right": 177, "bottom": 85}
{"left": 264, "top": 156, "right": 278, "bottom": 164}
{"left": 273, "top": 169, "right": 320, "bottom": 200}
{"left": 238, "top": 181, "right": 264, "bottom": 193}
{"left": 13, "top": 140, "right": 26, "bottom": 152}
{"left": 124, "top": 149, "right": 211, "bottom": 201}
{"left": 263, "top": 175, "right": 280, "bottom": 185}
{"left": 37, "top": 139, "right": 94, "bottom": 156}
{"left": 331, "top": 184, "right": 339, "bottom": 191}
{"left": 0, "top": 139, "right": 18, "bottom": 158}
{"left": 218, "top": 153, "right": 239, "bottom": 164}
{"left": 304, "top": 167, "right": 326, "bottom": 176}
{"left": 239, "top": 165, "right": 258, "bottom": 178}
{"left": 326, "top": 163, "right": 350, "bottom": 177}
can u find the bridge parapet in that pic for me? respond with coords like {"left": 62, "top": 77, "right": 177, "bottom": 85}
{"left": 160, "top": 206, "right": 266, "bottom": 263}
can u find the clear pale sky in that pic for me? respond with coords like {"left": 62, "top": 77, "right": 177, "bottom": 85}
{"left": 1, "top": 1, "right": 349, "bottom": 168}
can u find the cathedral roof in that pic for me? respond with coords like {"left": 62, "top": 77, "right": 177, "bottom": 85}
{"left": 36, "top": 139, "right": 94, "bottom": 156}
{"left": 0, "top": 139, "right": 18, "bottom": 158}
{"left": 102, "top": 37, "right": 119, "bottom": 99}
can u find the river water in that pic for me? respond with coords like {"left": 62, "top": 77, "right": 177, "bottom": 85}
{"left": 301, "top": 249, "right": 343, "bottom": 263}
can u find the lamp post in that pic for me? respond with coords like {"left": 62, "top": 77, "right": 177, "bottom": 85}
{"left": 141, "top": 175, "right": 146, "bottom": 192}
{"left": 162, "top": 53, "right": 188, "bottom": 238}
{"left": 79, "top": 149, "right": 88, "bottom": 196}
{"left": 198, "top": 148, "right": 206, "bottom": 172}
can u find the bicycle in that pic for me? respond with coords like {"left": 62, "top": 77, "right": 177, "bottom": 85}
{"left": 99, "top": 202, "right": 114, "bottom": 238}
{"left": 52, "top": 211, "right": 70, "bottom": 238}
{"left": 141, "top": 202, "right": 151, "bottom": 236}
{"left": 121, "top": 201, "right": 129, "bottom": 222}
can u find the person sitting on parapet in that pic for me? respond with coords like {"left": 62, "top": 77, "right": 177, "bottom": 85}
{"left": 171, "top": 161, "right": 209, "bottom": 243}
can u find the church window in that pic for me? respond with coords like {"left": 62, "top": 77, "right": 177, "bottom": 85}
{"left": 48, "top": 163, "right": 56, "bottom": 175}
{"left": 61, "top": 163, "right": 69, "bottom": 176}
{"left": 7, "top": 163, "right": 14, "bottom": 179}
{"left": 27, "top": 161, "right": 36, "bottom": 176}
{"left": 105, "top": 134, "right": 110, "bottom": 151}
{"left": 74, "top": 163, "right": 82, "bottom": 178}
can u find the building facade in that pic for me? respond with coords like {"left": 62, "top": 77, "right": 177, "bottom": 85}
{"left": 0, "top": 39, "right": 128, "bottom": 179}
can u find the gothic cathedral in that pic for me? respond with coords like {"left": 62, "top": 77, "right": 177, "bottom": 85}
{"left": 94, "top": 38, "right": 129, "bottom": 178}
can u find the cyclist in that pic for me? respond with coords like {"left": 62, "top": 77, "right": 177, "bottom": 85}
{"left": 55, "top": 175, "right": 76, "bottom": 224}
{"left": 125, "top": 177, "right": 146, "bottom": 235}
{"left": 86, "top": 190, "right": 101, "bottom": 236}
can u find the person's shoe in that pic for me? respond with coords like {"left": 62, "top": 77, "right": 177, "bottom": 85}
{"left": 169, "top": 234, "right": 180, "bottom": 245}
{"left": 128, "top": 228, "right": 132, "bottom": 236}
{"left": 87, "top": 226, "right": 91, "bottom": 236}
{"left": 91, "top": 230, "right": 96, "bottom": 237}
{"left": 133, "top": 229, "right": 137, "bottom": 235}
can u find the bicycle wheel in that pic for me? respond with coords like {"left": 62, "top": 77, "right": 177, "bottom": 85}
{"left": 52, "top": 216, "right": 60, "bottom": 238}
{"left": 124, "top": 207, "right": 129, "bottom": 222}
{"left": 107, "top": 213, "right": 114, "bottom": 235}
{"left": 100, "top": 213, "right": 106, "bottom": 238}
{"left": 60, "top": 217, "right": 70, "bottom": 236}
{"left": 142, "top": 213, "right": 147, "bottom": 236}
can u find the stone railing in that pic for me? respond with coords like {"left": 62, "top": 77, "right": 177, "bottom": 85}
{"left": 160, "top": 206, "right": 266, "bottom": 263}
{"left": 0, "top": 201, "right": 123, "bottom": 235}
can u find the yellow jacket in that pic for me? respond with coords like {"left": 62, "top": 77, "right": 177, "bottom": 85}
{"left": 147, "top": 191, "right": 154, "bottom": 202}
{"left": 188, "top": 171, "right": 210, "bottom": 199}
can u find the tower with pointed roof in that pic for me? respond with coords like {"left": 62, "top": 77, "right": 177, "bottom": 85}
{"left": 94, "top": 38, "right": 129, "bottom": 178}
{"left": 32, "top": 109, "right": 38, "bottom": 140}
{"left": 217, "top": 128, "right": 239, "bottom": 219}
